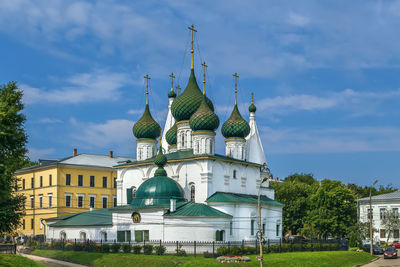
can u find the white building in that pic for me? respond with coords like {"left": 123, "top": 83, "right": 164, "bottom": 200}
{"left": 45, "top": 28, "right": 283, "bottom": 244}
{"left": 357, "top": 191, "right": 400, "bottom": 243}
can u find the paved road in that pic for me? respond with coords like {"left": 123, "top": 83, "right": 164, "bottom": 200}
{"left": 20, "top": 253, "right": 87, "bottom": 267}
{"left": 363, "top": 255, "right": 400, "bottom": 267}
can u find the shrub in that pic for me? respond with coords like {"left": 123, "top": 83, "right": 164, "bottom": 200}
{"left": 203, "top": 251, "right": 215, "bottom": 258}
{"left": 102, "top": 244, "right": 110, "bottom": 253}
{"left": 230, "top": 246, "right": 242, "bottom": 255}
{"left": 86, "top": 241, "right": 97, "bottom": 252}
{"left": 154, "top": 245, "right": 166, "bottom": 255}
{"left": 132, "top": 245, "right": 142, "bottom": 254}
{"left": 64, "top": 243, "right": 73, "bottom": 251}
{"left": 73, "top": 243, "right": 84, "bottom": 251}
{"left": 175, "top": 244, "right": 186, "bottom": 256}
{"left": 111, "top": 243, "right": 121, "bottom": 253}
{"left": 243, "top": 246, "right": 256, "bottom": 255}
{"left": 217, "top": 246, "right": 228, "bottom": 256}
{"left": 143, "top": 244, "right": 153, "bottom": 255}
{"left": 122, "top": 244, "right": 131, "bottom": 253}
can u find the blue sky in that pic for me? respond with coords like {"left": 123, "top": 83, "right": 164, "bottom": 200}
{"left": 1, "top": 0, "right": 399, "bottom": 187}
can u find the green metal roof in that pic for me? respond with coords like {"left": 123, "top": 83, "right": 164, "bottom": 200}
{"left": 132, "top": 104, "right": 161, "bottom": 139}
{"left": 206, "top": 192, "right": 284, "bottom": 206}
{"left": 171, "top": 69, "right": 214, "bottom": 122}
{"left": 166, "top": 122, "right": 177, "bottom": 145}
{"left": 165, "top": 202, "right": 232, "bottom": 218}
{"left": 114, "top": 149, "right": 263, "bottom": 168}
{"left": 47, "top": 208, "right": 113, "bottom": 227}
{"left": 221, "top": 104, "right": 250, "bottom": 139}
{"left": 189, "top": 95, "right": 220, "bottom": 132}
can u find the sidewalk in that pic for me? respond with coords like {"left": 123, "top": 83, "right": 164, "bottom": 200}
{"left": 19, "top": 253, "right": 87, "bottom": 267}
{"left": 362, "top": 255, "right": 400, "bottom": 267}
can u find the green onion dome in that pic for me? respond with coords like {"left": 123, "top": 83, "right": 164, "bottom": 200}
{"left": 249, "top": 102, "right": 257, "bottom": 113}
{"left": 171, "top": 69, "right": 214, "bottom": 122}
{"left": 133, "top": 104, "right": 161, "bottom": 139}
{"left": 221, "top": 105, "right": 250, "bottom": 138}
{"left": 168, "top": 90, "right": 177, "bottom": 98}
{"left": 189, "top": 95, "right": 219, "bottom": 131}
{"left": 166, "top": 123, "right": 177, "bottom": 146}
{"left": 131, "top": 147, "right": 186, "bottom": 207}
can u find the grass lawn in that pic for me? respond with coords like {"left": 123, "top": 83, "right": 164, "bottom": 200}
{"left": 32, "top": 250, "right": 377, "bottom": 267}
{"left": 0, "top": 254, "right": 44, "bottom": 267}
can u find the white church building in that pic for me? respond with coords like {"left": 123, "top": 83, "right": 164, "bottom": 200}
{"left": 45, "top": 27, "right": 283, "bottom": 243}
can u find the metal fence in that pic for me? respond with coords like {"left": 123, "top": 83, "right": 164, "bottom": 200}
{"left": 0, "top": 244, "right": 17, "bottom": 254}
{"left": 32, "top": 238, "right": 348, "bottom": 257}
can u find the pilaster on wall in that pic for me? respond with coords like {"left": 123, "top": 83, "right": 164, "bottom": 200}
{"left": 200, "top": 172, "right": 212, "bottom": 184}
{"left": 241, "top": 176, "right": 247, "bottom": 188}
{"left": 224, "top": 174, "right": 230, "bottom": 186}
{"left": 177, "top": 121, "right": 192, "bottom": 150}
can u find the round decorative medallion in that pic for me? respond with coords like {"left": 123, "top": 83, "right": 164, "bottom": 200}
{"left": 132, "top": 212, "right": 141, "bottom": 223}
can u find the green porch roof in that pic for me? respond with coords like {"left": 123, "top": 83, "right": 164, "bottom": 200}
{"left": 47, "top": 208, "right": 113, "bottom": 227}
{"left": 206, "top": 192, "right": 284, "bottom": 207}
{"left": 114, "top": 150, "right": 263, "bottom": 168}
{"left": 164, "top": 202, "right": 232, "bottom": 218}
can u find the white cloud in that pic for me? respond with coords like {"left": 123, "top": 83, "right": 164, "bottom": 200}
{"left": 288, "top": 12, "right": 310, "bottom": 27}
{"left": 27, "top": 147, "right": 56, "bottom": 160}
{"left": 36, "top": 118, "right": 63, "bottom": 124}
{"left": 127, "top": 109, "right": 143, "bottom": 115}
{"left": 72, "top": 119, "right": 135, "bottom": 155}
{"left": 260, "top": 126, "right": 400, "bottom": 154}
{"left": 21, "top": 70, "right": 134, "bottom": 104}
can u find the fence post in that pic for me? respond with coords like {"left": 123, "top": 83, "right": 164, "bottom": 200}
{"left": 101, "top": 239, "right": 103, "bottom": 252}
{"left": 212, "top": 241, "right": 215, "bottom": 257}
{"left": 241, "top": 240, "right": 244, "bottom": 256}
{"left": 143, "top": 239, "right": 145, "bottom": 254}
{"left": 159, "top": 240, "right": 162, "bottom": 255}
{"left": 87, "top": 239, "right": 89, "bottom": 252}
{"left": 279, "top": 238, "right": 282, "bottom": 253}
{"left": 319, "top": 239, "right": 322, "bottom": 251}
{"left": 228, "top": 241, "right": 230, "bottom": 254}
{"left": 291, "top": 238, "right": 293, "bottom": 252}
{"left": 267, "top": 239, "right": 270, "bottom": 254}
{"left": 255, "top": 239, "right": 257, "bottom": 253}
{"left": 176, "top": 241, "right": 179, "bottom": 256}
{"left": 194, "top": 241, "right": 196, "bottom": 257}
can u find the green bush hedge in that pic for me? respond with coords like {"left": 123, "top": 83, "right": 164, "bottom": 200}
{"left": 122, "top": 244, "right": 131, "bottom": 253}
{"left": 111, "top": 243, "right": 121, "bottom": 253}
{"left": 143, "top": 245, "right": 153, "bottom": 255}
{"left": 154, "top": 245, "right": 166, "bottom": 255}
{"left": 132, "top": 245, "right": 142, "bottom": 254}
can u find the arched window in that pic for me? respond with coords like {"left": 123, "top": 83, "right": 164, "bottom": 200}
{"left": 181, "top": 134, "right": 185, "bottom": 148}
{"left": 132, "top": 187, "right": 137, "bottom": 198}
{"left": 60, "top": 231, "right": 66, "bottom": 240}
{"left": 138, "top": 148, "right": 142, "bottom": 160}
{"left": 196, "top": 141, "right": 199, "bottom": 154}
{"left": 79, "top": 231, "right": 86, "bottom": 241}
{"left": 233, "top": 170, "right": 237, "bottom": 179}
{"left": 190, "top": 185, "right": 195, "bottom": 202}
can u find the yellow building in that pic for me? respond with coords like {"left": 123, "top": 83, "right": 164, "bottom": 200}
{"left": 14, "top": 149, "right": 134, "bottom": 237}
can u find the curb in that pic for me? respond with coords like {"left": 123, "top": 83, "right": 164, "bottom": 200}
{"left": 354, "top": 255, "right": 380, "bottom": 267}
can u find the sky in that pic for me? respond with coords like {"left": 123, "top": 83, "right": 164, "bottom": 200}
{"left": 0, "top": 0, "right": 399, "bottom": 187}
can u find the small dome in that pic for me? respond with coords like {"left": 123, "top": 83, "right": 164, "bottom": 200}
{"left": 249, "top": 102, "right": 257, "bottom": 113}
{"left": 133, "top": 104, "right": 161, "bottom": 139}
{"left": 168, "top": 90, "right": 177, "bottom": 98}
{"left": 131, "top": 146, "right": 186, "bottom": 208}
{"left": 166, "top": 123, "right": 177, "bottom": 146}
{"left": 189, "top": 95, "right": 219, "bottom": 131}
{"left": 171, "top": 69, "right": 214, "bottom": 122}
{"left": 221, "top": 105, "right": 250, "bottom": 139}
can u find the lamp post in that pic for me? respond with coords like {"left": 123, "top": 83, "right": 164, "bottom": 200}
{"left": 369, "top": 179, "right": 378, "bottom": 256}
{"left": 258, "top": 169, "right": 271, "bottom": 267}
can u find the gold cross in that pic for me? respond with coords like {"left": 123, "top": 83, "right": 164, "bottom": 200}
{"left": 144, "top": 74, "right": 151, "bottom": 104}
{"left": 251, "top": 92, "right": 254, "bottom": 104}
{"left": 176, "top": 85, "right": 181, "bottom": 96}
{"left": 169, "top": 72, "right": 175, "bottom": 92}
{"left": 188, "top": 24, "right": 197, "bottom": 69}
{"left": 233, "top": 72, "right": 239, "bottom": 105}
{"left": 201, "top": 61, "right": 208, "bottom": 95}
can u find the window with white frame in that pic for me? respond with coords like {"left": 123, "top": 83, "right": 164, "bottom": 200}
{"left": 89, "top": 195, "right": 96, "bottom": 209}
{"left": 380, "top": 208, "right": 386, "bottom": 220}
{"left": 48, "top": 194, "right": 53, "bottom": 208}
{"left": 65, "top": 194, "right": 72, "bottom": 207}
{"left": 39, "top": 194, "right": 43, "bottom": 208}
{"left": 77, "top": 194, "right": 84, "bottom": 208}
{"left": 102, "top": 196, "right": 108, "bottom": 208}
{"left": 190, "top": 185, "right": 195, "bottom": 202}
{"left": 113, "top": 196, "right": 117, "bottom": 207}
{"left": 30, "top": 196, "right": 34, "bottom": 209}
{"left": 393, "top": 208, "right": 399, "bottom": 219}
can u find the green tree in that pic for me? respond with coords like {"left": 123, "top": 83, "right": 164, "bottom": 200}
{"left": 381, "top": 210, "right": 400, "bottom": 242}
{"left": 0, "top": 81, "right": 29, "bottom": 234}
{"left": 302, "top": 179, "right": 356, "bottom": 238}
{"left": 271, "top": 173, "right": 317, "bottom": 235}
